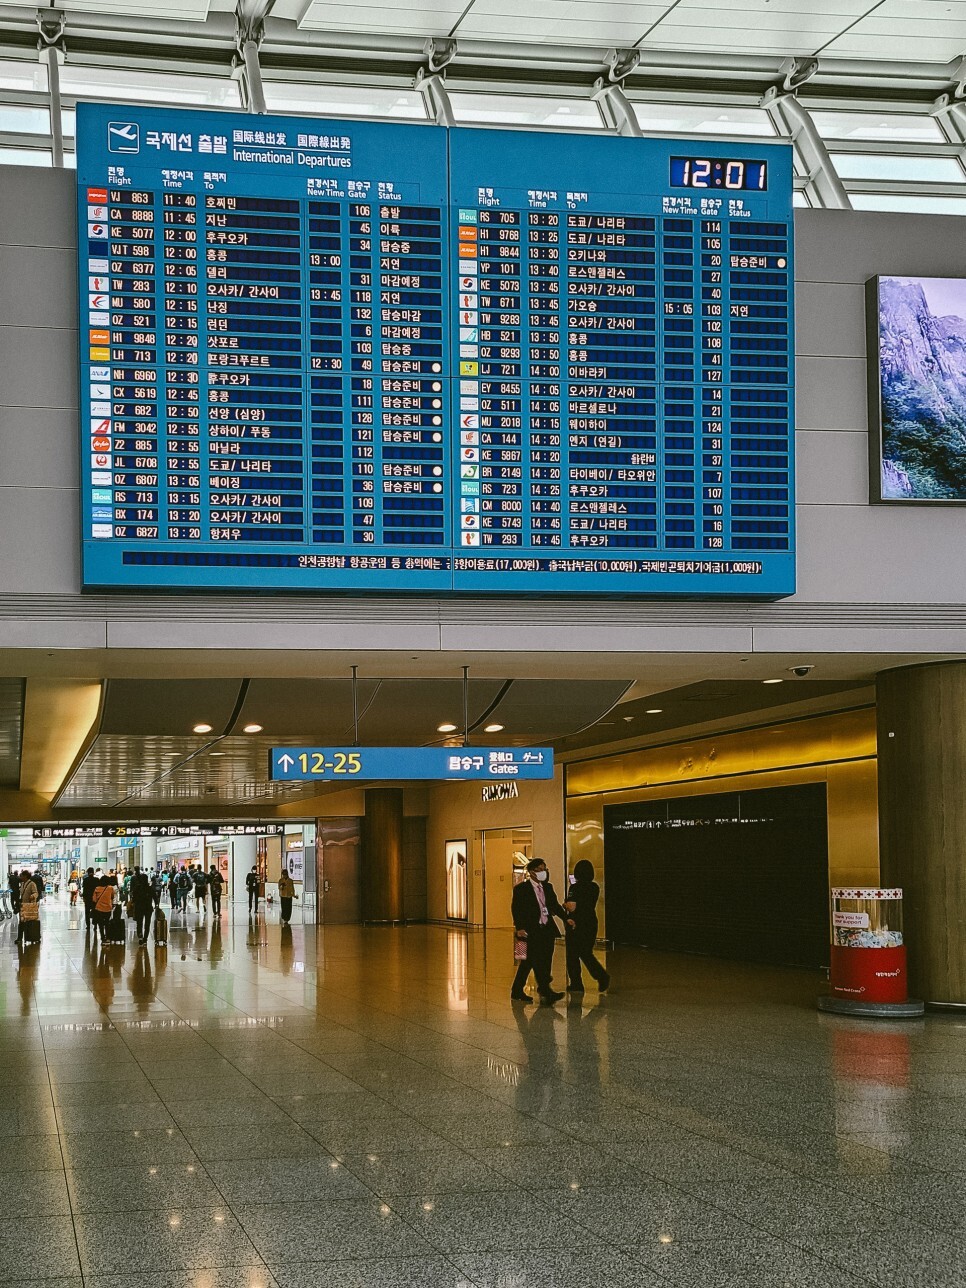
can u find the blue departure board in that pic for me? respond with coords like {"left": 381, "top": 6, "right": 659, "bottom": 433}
{"left": 76, "top": 103, "right": 795, "bottom": 596}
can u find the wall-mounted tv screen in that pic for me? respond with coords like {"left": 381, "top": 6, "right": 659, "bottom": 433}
{"left": 869, "top": 275, "right": 966, "bottom": 503}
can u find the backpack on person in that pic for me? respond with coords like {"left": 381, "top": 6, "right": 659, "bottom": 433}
{"left": 153, "top": 907, "right": 168, "bottom": 946}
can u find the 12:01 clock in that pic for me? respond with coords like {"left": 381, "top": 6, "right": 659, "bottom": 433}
{"left": 669, "top": 156, "right": 767, "bottom": 190}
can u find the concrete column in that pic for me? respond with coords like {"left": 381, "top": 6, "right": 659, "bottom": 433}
{"left": 140, "top": 838, "right": 158, "bottom": 871}
{"left": 362, "top": 788, "right": 403, "bottom": 922}
{"left": 231, "top": 836, "right": 257, "bottom": 903}
{"left": 878, "top": 662, "right": 966, "bottom": 1004}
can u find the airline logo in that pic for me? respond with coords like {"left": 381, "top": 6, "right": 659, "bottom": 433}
{"left": 460, "top": 312, "right": 478, "bottom": 326}
{"left": 461, "top": 448, "right": 479, "bottom": 462}
{"left": 91, "top": 471, "right": 112, "bottom": 486}
{"left": 460, "top": 497, "right": 479, "bottom": 512}
{"left": 90, "top": 385, "right": 112, "bottom": 401}
{"left": 459, "top": 361, "right": 479, "bottom": 377}
{"left": 460, "top": 294, "right": 477, "bottom": 310}
{"left": 458, "top": 209, "right": 477, "bottom": 223}
{"left": 90, "top": 347, "right": 111, "bottom": 361}
{"left": 91, "top": 418, "right": 112, "bottom": 434}
{"left": 460, "top": 397, "right": 479, "bottom": 411}
{"left": 459, "top": 345, "right": 478, "bottom": 359}
{"left": 89, "top": 259, "right": 109, "bottom": 274}
{"left": 460, "top": 259, "right": 477, "bottom": 275}
{"left": 459, "top": 277, "right": 476, "bottom": 291}
{"left": 89, "top": 276, "right": 108, "bottom": 293}
{"left": 91, "top": 506, "right": 112, "bottom": 522}
{"left": 458, "top": 245, "right": 477, "bottom": 258}
{"left": 91, "top": 489, "right": 113, "bottom": 505}
{"left": 108, "top": 121, "right": 140, "bottom": 153}
{"left": 91, "top": 437, "right": 111, "bottom": 453}
{"left": 461, "top": 479, "right": 479, "bottom": 496}
{"left": 461, "top": 532, "right": 480, "bottom": 546}
{"left": 459, "top": 380, "right": 479, "bottom": 395}
{"left": 89, "top": 329, "right": 110, "bottom": 346}
{"left": 87, "top": 188, "right": 108, "bottom": 204}
{"left": 89, "top": 402, "right": 111, "bottom": 417}
{"left": 460, "top": 414, "right": 479, "bottom": 429}
{"left": 91, "top": 523, "right": 112, "bottom": 539}
{"left": 461, "top": 513, "right": 479, "bottom": 529}
{"left": 461, "top": 464, "right": 479, "bottom": 479}
{"left": 89, "top": 294, "right": 108, "bottom": 310}
{"left": 91, "top": 454, "right": 112, "bottom": 470}
{"left": 90, "top": 365, "right": 111, "bottom": 381}
{"left": 460, "top": 431, "right": 479, "bottom": 446}
{"left": 458, "top": 226, "right": 477, "bottom": 242}
{"left": 89, "top": 311, "right": 110, "bottom": 327}
{"left": 87, "top": 204, "right": 107, "bottom": 221}
{"left": 459, "top": 327, "right": 478, "bottom": 343}
{"left": 88, "top": 223, "right": 107, "bottom": 239}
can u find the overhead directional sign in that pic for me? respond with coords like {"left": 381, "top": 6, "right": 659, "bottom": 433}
{"left": 269, "top": 746, "right": 554, "bottom": 781}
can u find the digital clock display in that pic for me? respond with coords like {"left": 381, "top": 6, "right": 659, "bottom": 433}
{"left": 670, "top": 157, "right": 767, "bottom": 190}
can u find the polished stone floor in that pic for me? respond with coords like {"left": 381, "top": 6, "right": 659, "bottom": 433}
{"left": 1, "top": 899, "right": 965, "bottom": 1287}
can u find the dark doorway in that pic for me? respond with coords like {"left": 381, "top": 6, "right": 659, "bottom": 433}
{"left": 604, "top": 783, "right": 829, "bottom": 968}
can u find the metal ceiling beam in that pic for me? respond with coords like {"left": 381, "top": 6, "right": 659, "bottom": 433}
{"left": 592, "top": 48, "right": 642, "bottom": 137}
{"left": 36, "top": 6, "right": 65, "bottom": 167}
{"left": 762, "top": 59, "right": 851, "bottom": 210}
{"left": 234, "top": 0, "right": 275, "bottom": 114}
{"left": 415, "top": 37, "right": 456, "bottom": 126}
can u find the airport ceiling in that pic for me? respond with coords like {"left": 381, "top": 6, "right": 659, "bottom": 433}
{"left": 0, "top": 0, "right": 964, "bottom": 104}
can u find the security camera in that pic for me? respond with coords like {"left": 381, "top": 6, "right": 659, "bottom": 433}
{"left": 789, "top": 665, "right": 815, "bottom": 677}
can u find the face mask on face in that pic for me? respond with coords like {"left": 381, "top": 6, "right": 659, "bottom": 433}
{"left": 534, "top": 870, "right": 548, "bottom": 883}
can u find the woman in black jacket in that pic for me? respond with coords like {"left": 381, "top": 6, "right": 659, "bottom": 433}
{"left": 565, "top": 859, "right": 610, "bottom": 993}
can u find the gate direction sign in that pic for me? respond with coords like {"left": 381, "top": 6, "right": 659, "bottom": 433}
{"left": 270, "top": 746, "right": 554, "bottom": 782}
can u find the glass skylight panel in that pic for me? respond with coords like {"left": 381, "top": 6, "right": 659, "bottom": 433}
{"left": 832, "top": 153, "right": 965, "bottom": 183}
{"left": 262, "top": 81, "right": 426, "bottom": 120}
{"left": 0, "top": 105, "right": 49, "bottom": 134}
{"left": 0, "top": 146, "right": 50, "bottom": 166}
{"left": 450, "top": 93, "right": 603, "bottom": 129}
{"left": 811, "top": 111, "right": 943, "bottom": 143}
{"left": 850, "top": 193, "right": 966, "bottom": 215}
{"left": 0, "top": 58, "right": 47, "bottom": 93}
{"left": 58, "top": 65, "right": 240, "bottom": 109}
{"left": 633, "top": 103, "right": 775, "bottom": 138}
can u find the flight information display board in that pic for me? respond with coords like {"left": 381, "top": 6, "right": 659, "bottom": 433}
{"left": 76, "top": 103, "right": 795, "bottom": 596}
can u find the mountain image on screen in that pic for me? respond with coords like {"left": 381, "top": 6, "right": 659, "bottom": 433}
{"left": 878, "top": 276, "right": 966, "bottom": 500}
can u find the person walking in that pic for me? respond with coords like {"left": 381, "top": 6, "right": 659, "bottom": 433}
{"left": 33, "top": 869, "right": 46, "bottom": 902}
{"left": 68, "top": 872, "right": 79, "bottom": 906}
{"left": 150, "top": 872, "right": 162, "bottom": 908}
{"left": 192, "top": 865, "right": 208, "bottom": 915}
{"left": 174, "top": 867, "right": 191, "bottom": 914}
{"left": 81, "top": 866, "right": 97, "bottom": 933}
{"left": 246, "top": 865, "right": 260, "bottom": 917}
{"left": 92, "top": 873, "right": 116, "bottom": 944}
{"left": 510, "top": 858, "right": 567, "bottom": 1005}
{"left": 207, "top": 867, "right": 225, "bottom": 918}
{"left": 8, "top": 869, "right": 20, "bottom": 916}
{"left": 130, "top": 867, "right": 154, "bottom": 946}
{"left": 277, "top": 867, "right": 295, "bottom": 926}
{"left": 564, "top": 859, "right": 610, "bottom": 994}
{"left": 16, "top": 870, "right": 41, "bottom": 946}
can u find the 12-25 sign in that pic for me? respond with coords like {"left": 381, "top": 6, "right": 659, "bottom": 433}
{"left": 269, "top": 746, "right": 554, "bottom": 782}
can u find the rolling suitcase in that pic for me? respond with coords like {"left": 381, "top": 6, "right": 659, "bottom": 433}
{"left": 21, "top": 920, "right": 40, "bottom": 944}
{"left": 108, "top": 905, "right": 125, "bottom": 944}
{"left": 153, "top": 907, "right": 168, "bottom": 946}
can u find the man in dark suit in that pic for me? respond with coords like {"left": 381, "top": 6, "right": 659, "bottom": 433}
{"left": 511, "top": 857, "right": 567, "bottom": 1004}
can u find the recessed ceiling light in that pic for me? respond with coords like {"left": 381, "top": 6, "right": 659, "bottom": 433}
{"left": 645, "top": 708, "right": 663, "bottom": 714}
{"left": 193, "top": 723, "right": 212, "bottom": 734}
{"left": 762, "top": 678, "right": 784, "bottom": 685}
{"left": 437, "top": 722, "right": 458, "bottom": 733}
{"left": 209, "top": 751, "right": 225, "bottom": 757}
{"left": 243, "top": 723, "right": 263, "bottom": 734}
{"left": 484, "top": 723, "right": 504, "bottom": 733}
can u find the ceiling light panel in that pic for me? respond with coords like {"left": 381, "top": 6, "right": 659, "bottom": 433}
{"left": 5, "top": 0, "right": 214, "bottom": 16}
{"left": 299, "top": 0, "right": 465, "bottom": 36}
